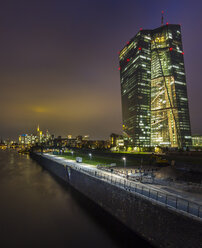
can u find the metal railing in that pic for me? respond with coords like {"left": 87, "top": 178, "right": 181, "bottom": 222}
{"left": 67, "top": 163, "right": 202, "bottom": 219}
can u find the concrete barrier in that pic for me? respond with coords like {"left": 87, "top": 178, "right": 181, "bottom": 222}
{"left": 30, "top": 152, "right": 202, "bottom": 248}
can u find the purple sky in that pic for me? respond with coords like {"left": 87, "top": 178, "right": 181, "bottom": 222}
{"left": 0, "top": 0, "right": 201, "bottom": 140}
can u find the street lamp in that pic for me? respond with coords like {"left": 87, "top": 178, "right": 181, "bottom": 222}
{"left": 71, "top": 151, "right": 74, "bottom": 157}
{"left": 122, "top": 157, "right": 126, "bottom": 168}
{"left": 89, "top": 153, "right": 92, "bottom": 160}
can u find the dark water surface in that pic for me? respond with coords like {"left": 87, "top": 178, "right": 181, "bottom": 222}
{"left": 0, "top": 150, "right": 153, "bottom": 248}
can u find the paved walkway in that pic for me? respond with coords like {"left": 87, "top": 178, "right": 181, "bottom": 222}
{"left": 43, "top": 153, "right": 202, "bottom": 219}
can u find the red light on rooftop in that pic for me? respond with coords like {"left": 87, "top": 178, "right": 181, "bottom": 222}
{"left": 162, "top": 10, "right": 164, "bottom": 14}
{"left": 182, "top": 52, "right": 184, "bottom": 55}
{"left": 127, "top": 58, "right": 130, "bottom": 62}
{"left": 127, "top": 41, "right": 130, "bottom": 45}
{"left": 169, "top": 47, "right": 173, "bottom": 51}
{"left": 118, "top": 67, "right": 121, "bottom": 71}
{"left": 118, "top": 51, "right": 120, "bottom": 54}
{"left": 138, "top": 47, "right": 142, "bottom": 50}
{"left": 166, "top": 22, "right": 169, "bottom": 25}
{"left": 140, "top": 28, "right": 143, "bottom": 31}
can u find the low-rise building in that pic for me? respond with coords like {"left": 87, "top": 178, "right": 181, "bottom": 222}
{"left": 192, "top": 135, "right": 202, "bottom": 147}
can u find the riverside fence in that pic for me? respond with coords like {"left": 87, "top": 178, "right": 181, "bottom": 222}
{"left": 65, "top": 162, "right": 202, "bottom": 219}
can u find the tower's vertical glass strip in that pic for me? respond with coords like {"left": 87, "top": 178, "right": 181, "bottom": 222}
{"left": 150, "top": 26, "right": 178, "bottom": 147}
{"left": 168, "top": 25, "right": 192, "bottom": 147}
{"left": 119, "top": 30, "right": 151, "bottom": 147}
{"left": 151, "top": 25, "right": 192, "bottom": 147}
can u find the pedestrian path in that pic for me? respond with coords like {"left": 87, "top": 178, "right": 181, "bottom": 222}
{"left": 43, "top": 153, "right": 202, "bottom": 219}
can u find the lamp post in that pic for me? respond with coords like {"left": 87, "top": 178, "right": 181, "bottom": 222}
{"left": 89, "top": 153, "right": 92, "bottom": 160}
{"left": 123, "top": 157, "right": 126, "bottom": 168}
{"left": 71, "top": 151, "right": 74, "bottom": 157}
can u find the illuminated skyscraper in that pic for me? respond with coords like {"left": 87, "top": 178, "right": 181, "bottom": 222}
{"left": 119, "top": 30, "right": 151, "bottom": 147}
{"left": 119, "top": 24, "right": 192, "bottom": 148}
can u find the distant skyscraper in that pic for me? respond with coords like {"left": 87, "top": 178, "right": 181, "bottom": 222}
{"left": 119, "top": 24, "right": 192, "bottom": 148}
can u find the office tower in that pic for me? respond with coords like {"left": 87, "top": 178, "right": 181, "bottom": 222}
{"left": 119, "top": 24, "right": 192, "bottom": 148}
{"left": 119, "top": 30, "right": 151, "bottom": 147}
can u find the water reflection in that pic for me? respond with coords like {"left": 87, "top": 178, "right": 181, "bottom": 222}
{"left": 0, "top": 150, "right": 153, "bottom": 248}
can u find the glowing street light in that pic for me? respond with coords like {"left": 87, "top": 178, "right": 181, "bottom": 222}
{"left": 122, "top": 157, "right": 126, "bottom": 168}
{"left": 89, "top": 153, "right": 92, "bottom": 160}
{"left": 71, "top": 151, "right": 74, "bottom": 157}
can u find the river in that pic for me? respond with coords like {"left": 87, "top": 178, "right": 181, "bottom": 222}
{"left": 0, "top": 150, "right": 153, "bottom": 248}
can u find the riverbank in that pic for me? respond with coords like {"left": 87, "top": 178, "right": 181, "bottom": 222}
{"left": 1, "top": 150, "right": 147, "bottom": 248}
{"left": 31, "top": 152, "right": 202, "bottom": 248}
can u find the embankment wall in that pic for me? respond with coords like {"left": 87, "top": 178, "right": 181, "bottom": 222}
{"left": 31, "top": 153, "right": 202, "bottom": 248}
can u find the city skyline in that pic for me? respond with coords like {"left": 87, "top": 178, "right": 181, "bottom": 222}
{"left": 0, "top": 0, "right": 202, "bottom": 140}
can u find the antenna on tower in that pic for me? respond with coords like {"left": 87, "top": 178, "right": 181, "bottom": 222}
{"left": 161, "top": 10, "right": 164, "bottom": 25}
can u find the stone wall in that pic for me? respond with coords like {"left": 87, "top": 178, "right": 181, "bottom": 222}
{"left": 31, "top": 153, "right": 202, "bottom": 248}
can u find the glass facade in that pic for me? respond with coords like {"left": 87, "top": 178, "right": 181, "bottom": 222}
{"left": 192, "top": 135, "right": 202, "bottom": 146}
{"left": 119, "top": 30, "right": 151, "bottom": 147}
{"left": 119, "top": 24, "right": 192, "bottom": 148}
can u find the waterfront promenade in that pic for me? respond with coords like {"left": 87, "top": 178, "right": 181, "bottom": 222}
{"left": 42, "top": 153, "right": 202, "bottom": 219}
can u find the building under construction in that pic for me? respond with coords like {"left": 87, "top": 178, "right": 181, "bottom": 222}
{"left": 119, "top": 23, "right": 192, "bottom": 148}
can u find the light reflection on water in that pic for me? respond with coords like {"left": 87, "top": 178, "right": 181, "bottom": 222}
{"left": 0, "top": 150, "right": 153, "bottom": 248}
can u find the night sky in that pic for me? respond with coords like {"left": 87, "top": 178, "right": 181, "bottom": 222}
{"left": 0, "top": 0, "right": 201, "bottom": 140}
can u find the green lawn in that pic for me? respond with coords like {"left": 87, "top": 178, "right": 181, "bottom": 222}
{"left": 57, "top": 151, "right": 140, "bottom": 167}
{"left": 54, "top": 149, "right": 202, "bottom": 169}
{"left": 112, "top": 151, "right": 152, "bottom": 155}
